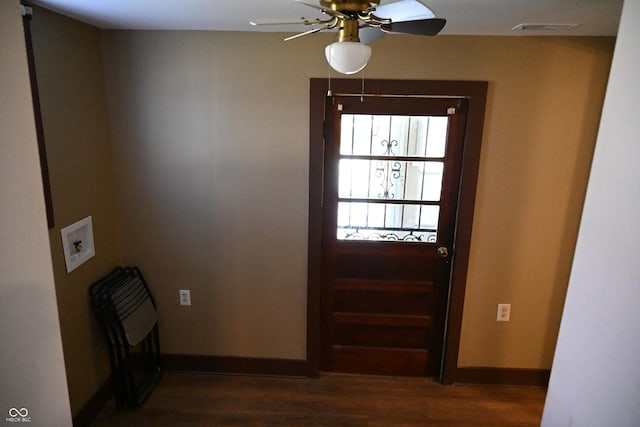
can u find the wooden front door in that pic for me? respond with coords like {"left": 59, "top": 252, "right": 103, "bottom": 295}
{"left": 320, "top": 94, "right": 468, "bottom": 377}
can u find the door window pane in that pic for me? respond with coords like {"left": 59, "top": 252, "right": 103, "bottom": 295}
{"left": 339, "top": 159, "right": 443, "bottom": 201}
{"left": 341, "top": 114, "right": 448, "bottom": 158}
{"left": 338, "top": 227, "right": 437, "bottom": 242}
{"left": 338, "top": 202, "right": 440, "bottom": 231}
{"left": 337, "top": 113, "right": 448, "bottom": 243}
{"left": 425, "top": 116, "right": 448, "bottom": 158}
{"left": 341, "top": 115, "right": 374, "bottom": 156}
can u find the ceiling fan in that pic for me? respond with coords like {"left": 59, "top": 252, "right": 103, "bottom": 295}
{"left": 251, "top": 0, "right": 446, "bottom": 75}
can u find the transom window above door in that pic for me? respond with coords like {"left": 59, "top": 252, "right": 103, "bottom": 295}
{"left": 337, "top": 114, "right": 449, "bottom": 242}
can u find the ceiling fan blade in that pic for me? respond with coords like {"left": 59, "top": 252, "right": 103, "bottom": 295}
{"left": 359, "top": 26, "right": 386, "bottom": 45}
{"left": 250, "top": 18, "right": 328, "bottom": 26}
{"left": 295, "top": 0, "right": 349, "bottom": 19}
{"left": 373, "top": 0, "right": 435, "bottom": 22}
{"left": 381, "top": 18, "right": 446, "bottom": 36}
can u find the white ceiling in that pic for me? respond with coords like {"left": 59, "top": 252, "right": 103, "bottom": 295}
{"left": 29, "top": 0, "right": 623, "bottom": 36}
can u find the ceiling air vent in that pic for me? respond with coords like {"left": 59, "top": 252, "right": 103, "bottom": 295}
{"left": 512, "top": 23, "right": 580, "bottom": 32}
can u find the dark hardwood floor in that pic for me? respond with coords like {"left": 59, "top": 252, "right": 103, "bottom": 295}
{"left": 91, "top": 373, "right": 546, "bottom": 426}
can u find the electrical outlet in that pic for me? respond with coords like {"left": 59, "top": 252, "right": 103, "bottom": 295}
{"left": 497, "top": 303, "right": 511, "bottom": 322}
{"left": 179, "top": 289, "right": 191, "bottom": 306}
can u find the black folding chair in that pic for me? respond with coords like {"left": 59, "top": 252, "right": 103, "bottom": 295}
{"left": 90, "top": 267, "right": 162, "bottom": 408}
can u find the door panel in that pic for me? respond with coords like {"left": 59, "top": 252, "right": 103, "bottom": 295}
{"left": 332, "top": 346, "right": 428, "bottom": 376}
{"left": 320, "top": 95, "right": 468, "bottom": 377}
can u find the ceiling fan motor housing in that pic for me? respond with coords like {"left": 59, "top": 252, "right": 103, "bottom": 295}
{"left": 338, "top": 19, "right": 361, "bottom": 42}
{"left": 320, "top": 0, "right": 379, "bottom": 12}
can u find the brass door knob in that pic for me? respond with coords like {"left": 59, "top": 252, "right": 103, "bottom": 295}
{"left": 437, "top": 246, "right": 449, "bottom": 258}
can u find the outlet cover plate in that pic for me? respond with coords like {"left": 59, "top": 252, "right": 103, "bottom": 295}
{"left": 497, "top": 303, "right": 511, "bottom": 322}
{"left": 179, "top": 289, "right": 191, "bottom": 306}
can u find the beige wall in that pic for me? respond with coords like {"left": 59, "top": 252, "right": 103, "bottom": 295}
{"left": 30, "top": 7, "right": 121, "bottom": 416}
{"left": 445, "top": 37, "right": 614, "bottom": 368}
{"left": 101, "top": 30, "right": 313, "bottom": 359}
{"left": 0, "top": 1, "right": 72, "bottom": 425}
{"left": 101, "top": 31, "right": 614, "bottom": 367}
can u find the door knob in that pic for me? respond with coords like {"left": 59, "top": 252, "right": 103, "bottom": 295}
{"left": 437, "top": 246, "right": 449, "bottom": 258}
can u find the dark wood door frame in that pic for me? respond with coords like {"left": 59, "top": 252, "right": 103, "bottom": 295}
{"left": 307, "top": 79, "right": 488, "bottom": 384}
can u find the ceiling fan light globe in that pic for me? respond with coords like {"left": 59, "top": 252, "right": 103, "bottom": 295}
{"left": 325, "top": 42, "right": 372, "bottom": 75}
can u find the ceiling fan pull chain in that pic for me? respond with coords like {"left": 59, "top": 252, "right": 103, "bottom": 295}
{"left": 361, "top": 72, "right": 365, "bottom": 102}
{"left": 327, "top": 62, "right": 333, "bottom": 98}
